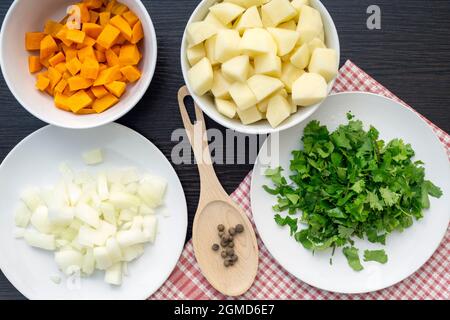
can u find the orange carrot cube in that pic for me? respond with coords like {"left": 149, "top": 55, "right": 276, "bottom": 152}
{"left": 29, "top": 56, "right": 42, "bottom": 73}
{"left": 25, "top": 32, "right": 45, "bottom": 51}
{"left": 96, "top": 24, "right": 120, "bottom": 49}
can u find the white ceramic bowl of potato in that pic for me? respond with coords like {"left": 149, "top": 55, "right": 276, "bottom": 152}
{"left": 0, "top": 0, "right": 157, "bottom": 129}
{"left": 181, "top": 0, "right": 340, "bottom": 135}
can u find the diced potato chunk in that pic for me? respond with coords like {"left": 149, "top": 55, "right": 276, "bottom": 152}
{"left": 254, "top": 53, "right": 281, "bottom": 77}
{"left": 247, "top": 74, "right": 284, "bottom": 102}
{"left": 215, "top": 29, "right": 241, "bottom": 63}
{"left": 266, "top": 94, "right": 292, "bottom": 127}
{"left": 290, "top": 43, "right": 311, "bottom": 69}
{"left": 204, "top": 12, "right": 230, "bottom": 30}
{"left": 186, "top": 21, "right": 218, "bottom": 47}
{"left": 224, "top": 0, "right": 268, "bottom": 8}
{"left": 240, "top": 28, "right": 277, "bottom": 57}
{"left": 229, "top": 81, "right": 257, "bottom": 110}
{"left": 212, "top": 69, "right": 233, "bottom": 99}
{"left": 261, "top": 0, "right": 297, "bottom": 26}
{"left": 292, "top": 72, "right": 327, "bottom": 106}
{"left": 215, "top": 98, "right": 238, "bottom": 119}
{"left": 187, "top": 43, "right": 206, "bottom": 66}
{"left": 221, "top": 55, "right": 250, "bottom": 82}
{"left": 296, "top": 5, "right": 324, "bottom": 45}
{"left": 188, "top": 57, "right": 214, "bottom": 95}
{"left": 278, "top": 20, "right": 297, "bottom": 31}
{"left": 205, "top": 35, "right": 220, "bottom": 66}
{"left": 237, "top": 105, "right": 263, "bottom": 124}
{"left": 308, "top": 38, "right": 326, "bottom": 53}
{"left": 267, "top": 27, "right": 299, "bottom": 56}
{"left": 234, "top": 6, "right": 263, "bottom": 34}
{"left": 280, "top": 61, "right": 304, "bottom": 93}
{"left": 209, "top": 2, "right": 245, "bottom": 25}
{"left": 308, "top": 48, "right": 338, "bottom": 82}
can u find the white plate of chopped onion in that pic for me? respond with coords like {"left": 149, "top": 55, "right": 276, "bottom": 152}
{"left": 0, "top": 123, "right": 188, "bottom": 300}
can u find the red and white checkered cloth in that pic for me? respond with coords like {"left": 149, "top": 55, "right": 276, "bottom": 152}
{"left": 150, "top": 60, "right": 450, "bottom": 300}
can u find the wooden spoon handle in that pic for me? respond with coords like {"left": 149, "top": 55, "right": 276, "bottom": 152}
{"left": 177, "top": 86, "right": 225, "bottom": 198}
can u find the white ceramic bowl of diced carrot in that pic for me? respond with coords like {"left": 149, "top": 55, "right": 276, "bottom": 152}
{"left": 0, "top": 0, "right": 157, "bottom": 129}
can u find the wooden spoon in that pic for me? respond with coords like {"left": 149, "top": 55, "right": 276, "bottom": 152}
{"left": 177, "top": 86, "right": 259, "bottom": 297}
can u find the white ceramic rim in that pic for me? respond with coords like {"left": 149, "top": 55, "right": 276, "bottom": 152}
{"left": 180, "top": 0, "right": 341, "bottom": 135}
{"left": 250, "top": 91, "right": 450, "bottom": 294}
{"left": 0, "top": 122, "right": 188, "bottom": 300}
{"left": 0, "top": 0, "right": 158, "bottom": 130}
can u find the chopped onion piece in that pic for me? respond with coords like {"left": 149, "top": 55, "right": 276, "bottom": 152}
{"left": 105, "top": 263, "right": 122, "bottom": 286}
{"left": 55, "top": 250, "right": 83, "bottom": 275}
{"left": 24, "top": 230, "right": 55, "bottom": 251}
{"left": 93, "top": 247, "right": 113, "bottom": 270}
{"left": 75, "top": 203, "right": 100, "bottom": 228}
{"left": 82, "top": 149, "right": 103, "bottom": 165}
{"left": 15, "top": 203, "right": 32, "bottom": 228}
{"left": 30, "top": 206, "right": 53, "bottom": 234}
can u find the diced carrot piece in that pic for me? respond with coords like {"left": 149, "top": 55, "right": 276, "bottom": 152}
{"left": 65, "top": 48, "right": 78, "bottom": 61}
{"left": 131, "top": 21, "right": 144, "bottom": 44}
{"left": 40, "top": 35, "right": 59, "bottom": 59}
{"left": 68, "top": 75, "right": 93, "bottom": 91}
{"left": 123, "top": 11, "right": 139, "bottom": 27}
{"left": 99, "top": 12, "right": 111, "bottom": 27}
{"left": 44, "top": 20, "right": 64, "bottom": 37}
{"left": 77, "top": 36, "right": 96, "bottom": 49}
{"left": 95, "top": 50, "right": 106, "bottom": 63}
{"left": 110, "top": 15, "right": 132, "bottom": 41}
{"left": 63, "top": 71, "right": 72, "bottom": 80}
{"left": 93, "top": 93, "right": 119, "bottom": 113}
{"left": 119, "top": 44, "right": 141, "bottom": 66}
{"left": 91, "top": 85, "right": 108, "bottom": 99}
{"left": 66, "top": 57, "right": 82, "bottom": 76}
{"left": 120, "top": 65, "right": 141, "bottom": 83}
{"left": 36, "top": 73, "right": 50, "bottom": 91}
{"left": 54, "top": 79, "right": 68, "bottom": 93}
{"left": 94, "top": 65, "right": 121, "bottom": 86}
{"left": 29, "top": 56, "right": 42, "bottom": 73}
{"left": 55, "top": 28, "right": 74, "bottom": 47}
{"left": 66, "top": 29, "right": 86, "bottom": 44}
{"left": 83, "top": 0, "right": 102, "bottom": 9}
{"left": 90, "top": 10, "right": 99, "bottom": 23}
{"left": 82, "top": 23, "right": 103, "bottom": 39}
{"left": 99, "top": 63, "right": 108, "bottom": 72}
{"left": 105, "top": 49, "right": 120, "bottom": 67}
{"left": 112, "top": 3, "right": 128, "bottom": 15}
{"left": 111, "top": 45, "right": 121, "bottom": 56}
{"left": 40, "top": 55, "right": 51, "bottom": 68}
{"left": 76, "top": 3, "right": 91, "bottom": 24}
{"left": 54, "top": 93, "right": 71, "bottom": 111}
{"left": 81, "top": 57, "right": 100, "bottom": 80}
{"left": 96, "top": 24, "right": 120, "bottom": 50}
{"left": 94, "top": 42, "right": 107, "bottom": 52}
{"left": 105, "top": 0, "right": 117, "bottom": 12}
{"left": 114, "top": 34, "right": 127, "bottom": 45}
{"left": 76, "top": 107, "right": 96, "bottom": 115}
{"left": 77, "top": 46, "right": 96, "bottom": 62}
{"left": 25, "top": 32, "right": 45, "bottom": 51}
{"left": 48, "top": 67, "right": 62, "bottom": 91}
{"left": 49, "top": 52, "right": 66, "bottom": 67}
{"left": 86, "top": 89, "right": 96, "bottom": 101}
{"left": 105, "top": 81, "right": 126, "bottom": 98}
{"left": 68, "top": 90, "right": 93, "bottom": 112}
{"left": 55, "top": 62, "right": 67, "bottom": 74}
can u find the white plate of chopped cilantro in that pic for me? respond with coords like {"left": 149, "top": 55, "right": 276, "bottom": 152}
{"left": 251, "top": 92, "right": 450, "bottom": 294}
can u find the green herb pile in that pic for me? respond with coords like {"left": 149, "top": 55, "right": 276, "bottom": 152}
{"left": 264, "top": 115, "right": 442, "bottom": 271}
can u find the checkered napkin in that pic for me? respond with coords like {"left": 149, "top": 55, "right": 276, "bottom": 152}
{"left": 150, "top": 60, "right": 450, "bottom": 300}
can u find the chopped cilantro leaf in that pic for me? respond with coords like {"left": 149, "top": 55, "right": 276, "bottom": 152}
{"left": 343, "top": 247, "right": 364, "bottom": 271}
{"left": 364, "top": 250, "right": 388, "bottom": 264}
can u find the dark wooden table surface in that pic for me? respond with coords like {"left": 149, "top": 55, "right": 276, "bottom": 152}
{"left": 0, "top": 0, "right": 449, "bottom": 300}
